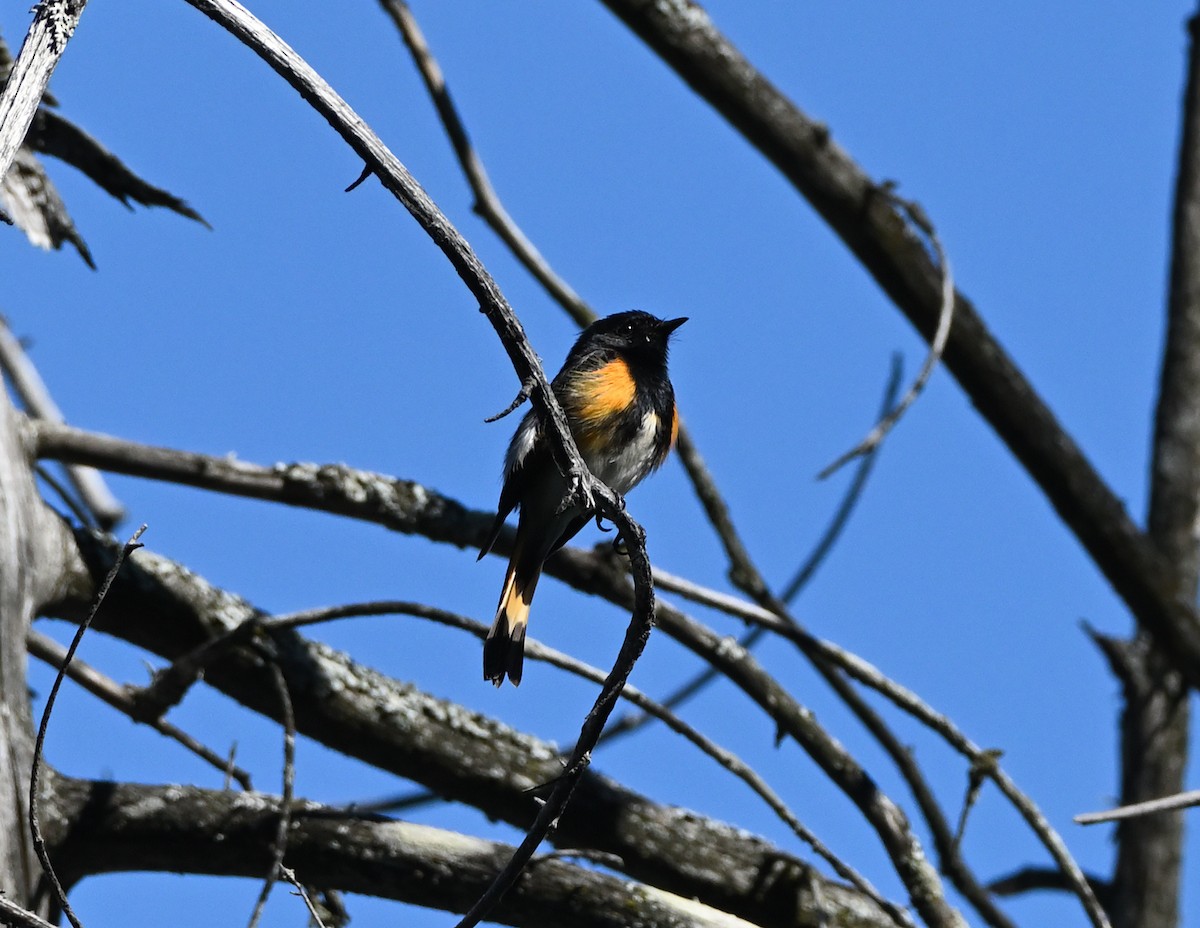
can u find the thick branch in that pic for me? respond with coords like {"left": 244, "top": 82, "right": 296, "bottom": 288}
{"left": 1105, "top": 12, "right": 1200, "bottom": 928}
{"left": 596, "top": 0, "right": 1200, "bottom": 687}
{"left": 45, "top": 532, "right": 892, "bottom": 928}
{"left": 0, "top": 1, "right": 87, "bottom": 184}
{"left": 0, "top": 375, "right": 79, "bottom": 914}
{"left": 41, "top": 774, "right": 764, "bottom": 928}
{"left": 35, "top": 427, "right": 1113, "bottom": 926}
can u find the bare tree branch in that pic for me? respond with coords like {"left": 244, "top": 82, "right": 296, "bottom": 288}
{"left": 652, "top": 566, "right": 1106, "bottom": 928}
{"left": 0, "top": 897, "right": 58, "bottom": 928}
{"left": 29, "top": 524, "right": 143, "bottom": 928}
{"left": 0, "top": 382, "right": 80, "bottom": 918}
{"left": 42, "top": 774, "right": 773, "bottom": 928}
{"left": 256, "top": 599, "right": 909, "bottom": 927}
{"left": 24, "top": 108, "right": 207, "bottom": 226}
{"left": 1077, "top": 788, "right": 1200, "bottom": 825}
{"left": 0, "top": 318, "right": 123, "bottom": 529}
{"left": 596, "top": 0, "right": 1200, "bottom": 692}
{"left": 988, "top": 867, "right": 1113, "bottom": 909}
{"left": 25, "top": 630, "right": 252, "bottom": 789}
{"left": 1102, "top": 10, "right": 1200, "bottom": 928}
{"left": 0, "top": 0, "right": 87, "bottom": 185}
{"left": 376, "top": 0, "right": 595, "bottom": 329}
{"left": 818, "top": 200, "right": 952, "bottom": 479}
{"left": 35, "top": 422, "right": 1113, "bottom": 927}
{"left": 1, "top": 147, "right": 92, "bottom": 266}
{"left": 48, "top": 532, "right": 892, "bottom": 928}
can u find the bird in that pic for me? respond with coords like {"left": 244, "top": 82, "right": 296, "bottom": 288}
{"left": 478, "top": 311, "right": 686, "bottom": 686}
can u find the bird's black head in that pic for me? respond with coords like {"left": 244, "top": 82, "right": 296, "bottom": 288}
{"left": 578, "top": 311, "right": 687, "bottom": 367}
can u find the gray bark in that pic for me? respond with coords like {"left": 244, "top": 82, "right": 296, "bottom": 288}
{"left": 0, "top": 387, "right": 77, "bottom": 915}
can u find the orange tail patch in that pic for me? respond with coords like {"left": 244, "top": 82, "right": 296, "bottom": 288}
{"left": 484, "top": 561, "right": 538, "bottom": 686}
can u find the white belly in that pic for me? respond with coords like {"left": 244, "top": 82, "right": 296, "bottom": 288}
{"left": 585, "top": 411, "right": 660, "bottom": 494}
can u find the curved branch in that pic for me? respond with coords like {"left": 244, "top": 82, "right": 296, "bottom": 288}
{"left": 257, "top": 600, "right": 907, "bottom": 926}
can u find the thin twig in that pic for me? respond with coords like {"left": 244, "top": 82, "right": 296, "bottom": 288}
{"left": 34, "top": 463, "right": 94, "bottom": 529}
{"left": 278, "top": 867, "right": 329, "bottom": 928}
{"left": 783, "top": 354, "right": 902, "bottom": 598}
{"left": 26, "top": 629, "right": 253, "bottom": 789}
{"left": 246, "top": 662, "right": 296, "bottom": 928}
{"left": 649, "top": 566, "right": 1107, "bottom": 928}
{"left": 819, "top": 191, "right": 954, "bottom": 479}
{"left": 987, "top": 867, "right": 1112, "bottom": 908}
{"left": 954, "top": 749, "right": 1004, "bottom": 848}
{"left": 377, "top": 0, "right": 596, "bottom": 328}
{"left": 336, "top": 788, "right": 440, "bottom": 816}
{"left": 604, "top": 356, "right": 903, "bottom": 747}
{"left": 28, "top": 524, "right": 145, "bottom": 928}
{"left": 483, "top": 379, "right": 532, "bottom": 423}
{"left": 1076, "top": 788, "right": 1200, "bottom": 825}
{"left": 262, "top": 598, "right": 909, "bottom": 926}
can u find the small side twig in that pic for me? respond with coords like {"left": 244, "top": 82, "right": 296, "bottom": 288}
{"left": 26, "top": 629, "right": 253, "bottom": 789}
{"left": 34, "top": 463, "right": 94, "bottom": 529}
{"left": 819, "top": 189, "right": 955, "bottom": 479}
{"left": 953, "top": 749, "right": 1004, "bottom": 847}
{"left": 271, "top": 597, "right": 906, "bottom": 926}
{"left": 28, "top": 524, "right": 145, "bottom": 928}
{"left": 335, "top": 788, "right": 441, "bottom": 816}
{"left": 604, "top": 356, "right": 902, "bottom": 747}
{"left": 483, "top": 379, "right": 532, "bottom": 423}
{"left": 278, "top": 867, "right": 329, "bottom": 928}
{"left": 246, "top": 662, "right": 296, "bottom": 928}
{"left": 648, "top": 567, "right": 1108, "bottom": 928}
{"left": 1075, "top": 789, "right": 1200, "bottom": 825}
{"left": 987, "top": 867, "right": 1113, "bottom": 908}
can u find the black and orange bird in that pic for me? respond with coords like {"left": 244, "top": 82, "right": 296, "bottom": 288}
{"left": 478, "top": 311, "right": 686, "bottom": 686}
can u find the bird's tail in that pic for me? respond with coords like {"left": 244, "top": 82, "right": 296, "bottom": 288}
{"left": 484, "top": 544, "right": 543, "bottom": 687}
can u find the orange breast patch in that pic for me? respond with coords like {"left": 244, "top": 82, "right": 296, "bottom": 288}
{"left": 570, "top": 358, "right": 637, "bottom": 426}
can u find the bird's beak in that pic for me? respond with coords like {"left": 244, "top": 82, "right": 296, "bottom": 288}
{"left": 661, "top": 317, "right": 688, "bottom": 335}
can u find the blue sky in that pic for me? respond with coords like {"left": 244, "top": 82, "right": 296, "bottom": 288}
{"left": 3, "top": 2, "right": 1197, "bottom": 927}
